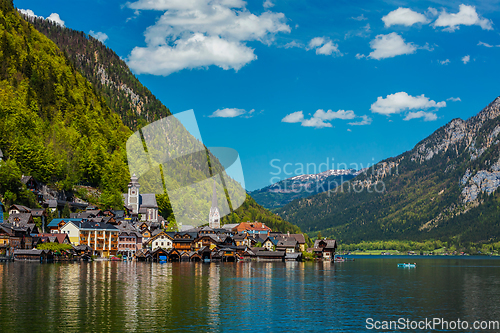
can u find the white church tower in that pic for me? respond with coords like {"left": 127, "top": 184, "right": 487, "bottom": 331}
{"left": 127, "top": 174, "right": 140, "bottom": 214}
{"left": 209, "top": 180, "right": 220, "bottom": 229}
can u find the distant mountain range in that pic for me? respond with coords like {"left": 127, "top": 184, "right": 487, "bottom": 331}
{"left": 249, "top": 169, "right": 360, "bottom": 209}
{"left": 278, "top": 96, "right": 500, "bottom": 244}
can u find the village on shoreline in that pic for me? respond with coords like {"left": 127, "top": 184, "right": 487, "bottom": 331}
{"left": 0, "top": 175, "right": 338, "bottom": 263}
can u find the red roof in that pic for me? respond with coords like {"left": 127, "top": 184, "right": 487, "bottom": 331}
{"left": 234, "top": 222, "right": 272, "bottom": 233}
{"left": 37, "top": 233, "right": 70, "bottom": 244}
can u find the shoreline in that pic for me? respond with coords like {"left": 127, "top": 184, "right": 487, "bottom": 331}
{"left": 341, "top": 254, "right": 500, "bottom": 260}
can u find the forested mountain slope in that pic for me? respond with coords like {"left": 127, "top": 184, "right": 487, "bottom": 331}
{"left": 26, "top": 16, "right": 170, "bottom": 130}
{"left": 0, "top": 0, "right": 131, "bottom": 201}
{"left": 278, "top": 97, "right": 500, "bottom": 244}
{"left": 0, "top": 0, "right": 301, "bottom": 233}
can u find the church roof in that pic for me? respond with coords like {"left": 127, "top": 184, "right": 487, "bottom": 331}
{"left": 128, "top": 174, "right": 140, "bottom": 187}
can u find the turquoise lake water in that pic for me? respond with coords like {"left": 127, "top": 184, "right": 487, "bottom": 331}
{"left": 0, "top": 258, "right": 499, "bottom": 332}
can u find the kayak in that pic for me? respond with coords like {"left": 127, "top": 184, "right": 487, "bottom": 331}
{"left": 398, "top": 263, "right": 416, "bottom": 268}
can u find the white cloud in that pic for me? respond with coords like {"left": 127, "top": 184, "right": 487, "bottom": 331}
{"left": 371, "top": 92, "right": 446, "bottom": 116}
{"left": 308, "top": 37, "right": 326, "bottom": 49}
{"left": 349, "top": 115, "right": 372, "bottom": 126}
{"left": 89, "top": 31, "right": 109, "bottom": 43}
{"left": 462, "top": 55, "right": 470, "bottom": 64}
{"left": 47, "top": 13, "right": 65, "bottom": 26}
{"left": 355, "top": 53, "right": 366, "bottom": 59}
{"left": 126, "top": 0, "right": 290, "bottom": 75}
{"left": 368, "top": 33, "right": 417, "bottom": 60}
{"left": 347, "top": 128, "right": 352, "bottom": 132}
{"left": 209, "top": 108, "right": 248, "bottom": 118}
{"left": 282, "top": 111, "right": 304, "bottom": 123}
{"left": 263, "top": 0, "right": 274, "bottom": 9}
{"left": 282, "top": 109, "right": 359, "bottom": 129}
{"left": 351, "top": 14, "right": 367, "bottom": 21}
{"left": 478, "top": 41, "right": 500, "bottom": 48}
{"left": 345, "top": 23, "right": 371, "bottom": 40}
{"left": 19, "top": 9, "right": 38, "bottom": 18}
{"left": 282, "top": 40, "right": 304, "bottom": 49}
{"left": 302, "top": 117, "right": 332, "bottom": 128}
{"left": 427, "top": 7, "right": 438, "bottom": 17}
{"left": 433, "top": 4, "right": 493, "bottom": 32}
{"left": 19, "top": 9, "right": 65, "bottom": 27}
{"left": 439, "top": 59, "right": 450, "bottom": 65}
{"left": 404, "top": 111, "right": 438, "bottom": 121}
{"left": 307, "top": 37, "right": 342, "bottom": 56}
{"left": 447, "top": 97, "right": 461, "bottom": 102}
{"left": 314, "top": 109, "right": 356, "bottom": 120}
{"left": 382, "top": 7, "right": 429, "bottom": 27}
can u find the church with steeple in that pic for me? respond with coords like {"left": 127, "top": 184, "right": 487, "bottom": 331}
{"left": 209, "top": 180, "right": 220, "bottom": 229}
{"left": 123, "top": 174, "right": 159, "bottom": 223}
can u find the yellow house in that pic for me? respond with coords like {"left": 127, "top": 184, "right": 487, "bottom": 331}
{"left": 60, "top": 221, "right": 81, "bottom": 245}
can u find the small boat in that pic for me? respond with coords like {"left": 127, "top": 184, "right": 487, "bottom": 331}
{"left": 398, "top": 263, "right": 416, "bottom": 268}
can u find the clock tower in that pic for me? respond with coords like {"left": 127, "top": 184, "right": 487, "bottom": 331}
{"left": 127, "top": 174, "right": 140, "bottom": 214}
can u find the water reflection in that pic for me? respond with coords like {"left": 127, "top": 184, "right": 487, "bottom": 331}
{"left": 1, "top": 260, "right": 500, "bottom": 332}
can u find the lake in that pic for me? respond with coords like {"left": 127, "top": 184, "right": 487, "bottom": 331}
{"left": 1, "top": 258, "right": 500, "bottom": 332}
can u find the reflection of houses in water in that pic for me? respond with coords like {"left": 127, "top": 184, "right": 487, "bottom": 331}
{"left": 207, "top": 264, "right": 221, "bottom": 330}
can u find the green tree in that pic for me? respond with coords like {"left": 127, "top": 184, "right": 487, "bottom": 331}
{"left": 61, "top": 203, "right": 71, "bottom": 218}
{"left": 36, "top": 242, "right": 73, "bottom": 253}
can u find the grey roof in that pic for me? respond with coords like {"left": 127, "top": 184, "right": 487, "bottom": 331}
{"left": 256, "top": 251, "right": 285, "bottom": 257}
{"left": 289, "top": 234, "right": 306, "bottom": 244}
{"left": 9, "top": 204, "right": 31, "bottom": 213}
{"left": 74, "top": 245, "right": 92, "bottom": 251}
{"left": 141, "top": 193, "right": 157, "bottom": 208}
{"left": 14, "top": 249, "right": 50, "bottom": 255}
{"left": 222, "top": 223, "right": 239, "bottom": 230}
{"left": 314, "top": 239, "right": 337, "bottom": 249}
{"left": 30, "top": 209, "right": 44, "bottom": 217}
{"left": 123, "top": 192, "right": 158, "bottom": 209}
{"left": 233, "top": 233, "right": 247, "bottom": 240}
{"left": 79, "top": 221, "right": 118, "bottom": 231}
{"left": 8, "top": 213, "right": 32, "bottom": 227}
{"left": 151, "top": 228, "right": 163, "bottom": 237}
{"left": 20, "top": 176, "right": 33, "bottom": 184}
{"left": 285, "top": 253, "right": 302, "bottom": 259}
{"left": 46, "top": 199, "right": 58, "bottom": 208}
{"left": 113, "top": 210, "right": 125, "bottom": 218}
{"left": 277, "top": 240, "right": 298, "bottom": 248}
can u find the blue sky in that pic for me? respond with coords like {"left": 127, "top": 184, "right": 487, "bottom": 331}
{"left": 15, "top": 0, "right": 500, "bottom": 190}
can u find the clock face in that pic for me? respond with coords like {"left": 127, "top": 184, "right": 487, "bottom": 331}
{"left": 131, "top": 190, "right": 136, "bottom": 195}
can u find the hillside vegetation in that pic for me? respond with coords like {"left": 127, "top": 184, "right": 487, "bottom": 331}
{"left": 278, "top": 97, "right": 500, "bottom": 244}
{"left": 0, "top": 0, "right": 131, "bottom": 207}
{"left": 0, "top": 0, "right": 302, "bottom": 234}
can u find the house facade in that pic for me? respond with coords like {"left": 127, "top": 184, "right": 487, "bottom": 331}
{"left": 79, "top": 222, "right": 119, "bottom": 257}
